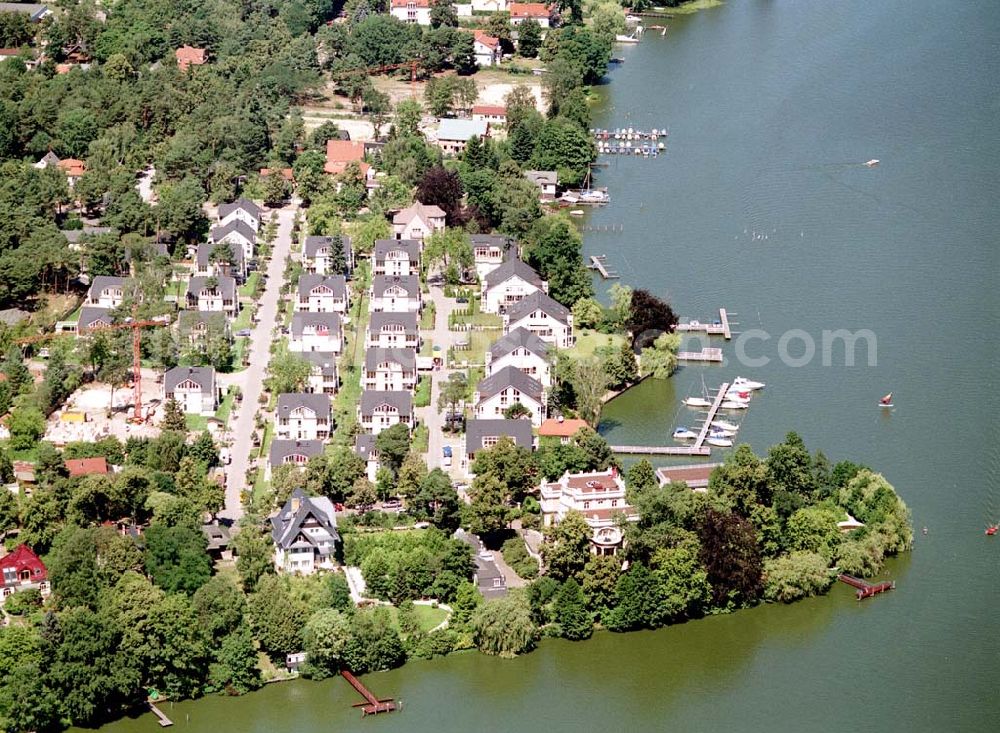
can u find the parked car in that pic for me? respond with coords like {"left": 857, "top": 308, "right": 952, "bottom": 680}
{"left": 382, "top": 499, "right": 402, "bottom": 510}
{"left": 455, "top": 296, "right": 469, "bottom": 304}
{"left": 235, "top": 328, "right": 251, "bottom": 337}
{"left": 442, "top": 445, "right": 453, "bottom": 467}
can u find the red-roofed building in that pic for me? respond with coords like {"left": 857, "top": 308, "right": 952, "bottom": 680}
{"left": 324, "top": 139, "right": 374, "bottom": 186}
{"left": 510, "top": 3, "right": 551, "bottom": 27}
{"left": 57, "top": 158, "right": 86, "bottom": 186}
{"left": 390, "top": 0, "right": 432, "bottom": 25}
{"left": 655, "top": 463, "right": 723, "bottom": 493}
{"left": 1, "top": 544, "right": 49, "bottom": 602}
{"left": 259, "top": 167, "right": 295, "bottom": 182}
{"left": 538, "top": 417, "right": 589, "bottom": 443}
{"left": 65, "top": 456, "right": 109, "bottom": 477}
{"left": 539, "top": 467, "right": 637, "bottom": 554}
{"left": 472, "top": 30, "right": 502, "bottom": 68}
{"left": 175, "top": 45, "right": 207, "bottom": 72}
{"left": 472, "top": 104, "right": 507, "bottom": 124}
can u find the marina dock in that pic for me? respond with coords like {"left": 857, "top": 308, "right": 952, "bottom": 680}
{"left": 612, "top": 381, "right": 731, "bottom": 456}
{"left": 148, "top": 701, "right": 173, "bottom": 727}
{"left": 837, "top": 574, "right": 895, "bottom": 600}
{"left": 677, "top": 347, "right": 723, "bottom": 362}
{"left": 587, "top": 255, "right": 620, "bottom": 279}
{"left": 675, "top": 308, "right": 732, "bottom": 339}
{"left": 342, "top": 669, "right": 397, "bottom": 717}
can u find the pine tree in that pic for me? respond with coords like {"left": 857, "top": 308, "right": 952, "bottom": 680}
{"left": 162, "top": 397, "right": 187, "bottom": 431}
{"left": 553, "top": 578, "right": 592, "bottom": 640}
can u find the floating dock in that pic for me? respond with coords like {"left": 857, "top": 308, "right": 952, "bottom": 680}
{"left": 837, "top": 574, "right": 895, "bottom": 600}
{"left": 148, "top": 701, "right": 172, "bottom": 727}
{"left": 342, "top": 669, "right": 397, "bottom": 717}
{"left": 611, "top": 381, "right": 730, "bottom": 456}
{"left": 675, "top": 308, "right": 732, "bottom": 339}
{"left": 587, "top": 255, "right": 619, "bottom": 279}
{"left": 677, "top": 347, "right": 723, "bottom": 362}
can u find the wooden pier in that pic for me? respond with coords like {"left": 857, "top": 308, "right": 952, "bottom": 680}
{"left": 611, "top": 381, "right": 730, "bottom": 456}
{"left": 342, "top": 669, "right": 397, "bottom": 717}
{"left": 587, "top": 255, "right": 619, "bottom": 279}
{"left": 148, "top": 701, "right": 173, "bottom": 727}
{"left": 837, "top": 574, "right": 895, "bottom": 600}
{"left": 675, "top": 309, "right": 732, "bottom": 339}
{"left": 677, "top": 347, "right": 723, "bottom": 362}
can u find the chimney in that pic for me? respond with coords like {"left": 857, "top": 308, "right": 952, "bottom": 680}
{"left": 291, "top": 496, "right": 301, "bottom": 513}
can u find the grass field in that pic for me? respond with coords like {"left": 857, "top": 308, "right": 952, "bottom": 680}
{"left": 414, "top": 375, "right": 432, "bottom": 407}
{"left": 567, "top": 329, "right": 627, "bottom": 359}
{"left": 239, "top": 272, "right": 262, "bottom": 298}
{"left": 382, "top": 603, "right": 449, "bottom": 634}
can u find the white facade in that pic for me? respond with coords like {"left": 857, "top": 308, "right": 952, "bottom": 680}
{"left": 539, "top": 468, "right": 638, "bottom": 555}
{"left": 505, "top": 309, "right": 574, "bottom": 349}
{"left": 373, "top": 241, "right": 420, "bottom": 277}
{"left": 474, "top": 386, "right": 545, "bottom": 426}
{"left": 166, "top": 379, "right": 216, "bottom": 416}
{"left": 487, "top": 347, "right": 552, "bottom": 388}
{"left": 472, "top": 0, "right": 508, "bottom": 10}
{"left": 482, "top": 274, "right": 546, "bottom": 314}
{"left": 289, "top": 319, "right": 343, "bottom": 354}
{"left": 218, "top": 205, "right": 261, "bottom": 233}
{"left": 366, "top": 316, "right": 419, "bottom": 349}
{"left": 298, "top": 282, "right": 349, "bottom": 313}
{"left": 359, "top": 394, "right": 414, "bottom": 435}
{"left": 363, "top": 354, "right": 417, "bottom": 392}
{"left": 276, "top": 406, "right": 331, "bottom": 441}
{"left": 370, "top": 278, "right": 421, "bottom": 314}
{"left": 193, "top": 287, "right": 237, "bottom": 316}
{"left": 390, "top": 0, "right": 432, "bottom": 25}
{"left": 392, "top": 202, "right": 446, "bottom": 242}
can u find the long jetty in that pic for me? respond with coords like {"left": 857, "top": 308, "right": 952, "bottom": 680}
{"left": 611, "top": 381, "right": 730, "bottom": 456}
{"left": 677, "top": 347, "right": 723, "bottom": 362}
{"left": 587, "top": 255, "right": 619, "bottom": 279}
{"left": 675, "top": 308, "right": 732, "bottom": 339}
{"left": 837, "top": 574, "right": 895, "bottom": 600}
{"left": 148, "top": 701, "right": 173, "bottom": 727}
{"left": 342, "top": 669, "right": 397, "bottom": 717}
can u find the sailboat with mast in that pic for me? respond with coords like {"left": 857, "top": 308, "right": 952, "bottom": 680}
{"left": 879, "top": 392, "right": 893, "bottom": 408}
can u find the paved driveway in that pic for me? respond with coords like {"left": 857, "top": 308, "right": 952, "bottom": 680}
{"left": 220, "top": 205, "right": 296, "bottom": 520}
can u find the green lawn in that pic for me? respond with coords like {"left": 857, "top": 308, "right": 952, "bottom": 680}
{"left": 382, "top": 603, "right": 449, "bottom": 633}
{"left": 449, "top": 328, "right": 500, "bottom": 367}
{"left": 420, "top": 302, "right": 436, "bottom": 330}
{"left": 215, "top": 388, "right": 236, "bottom": 424}
{"left": 239, "top": 272, "right": 261, "bottom": 298}
{"left": 414, "top": 375, "right": 431, "bottom": 407}
{"left": 332, "top": 276, "right": 370, "bottom": 447}
{"left": 185, "top": 413, "right": 208, "bottom": 432}
{"left": 419, "top": 337, "right": 433, "bottom": 357}
{"left": 411, "top": 424, "right": 429, "bottom": 453}
{"left": 0, "top": 440, "right": 40, "bottom": 462}
{"left": 567, "top": 329, "right": 627, "bottom": 359}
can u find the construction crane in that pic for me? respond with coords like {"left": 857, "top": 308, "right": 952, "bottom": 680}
{"left": 16, "top": 314, "right": 171, "bottom": 424}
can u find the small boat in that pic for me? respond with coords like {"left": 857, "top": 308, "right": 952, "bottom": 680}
{"left": 568, "top": 210, "right": 585, "bottom": 216}
{"left": 879, "top": 392, "right": 893, "bottom": 408}
{"left": 725, "top": 390, "right": 752, "bottom": 400}
{"left": 712, "top": 420, "right": 739, "bottom": 432}
{"left": 732, "top": 376, "right": 765, "bottom": 390}
{"left": 673, "top": 427, "right": 698, "bottom": 440}
{"left": 720, "top": 400, "right": 749, "bottom": 410}
{"left": 986, "top": 525, "right": 998, "bottom": 536}
{"left": 864, "top": 159, "right": 880, "bottom": 167}
{"left": 707, "top": 436, "right": 733, "bottom": 448}
{"left": 709, "top": 427, "right": 736, "bottom": 437}
{"left": 683, "top": 397, "right": 712, "bottom": 408}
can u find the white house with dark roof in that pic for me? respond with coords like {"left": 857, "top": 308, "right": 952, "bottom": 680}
{"left": 303, "top": 235, "right": 353, "bottom": 276}
{"left": 486, "top": 327, "right": 552, "bottom": 387}
{"left": 539, "top": 467, "right": 639, "bottom": 555}
{"left": 302, "top": 352, "right": 339, "bottom": 395}
{"left": 392, "top": 202, "right": 445, "bottom": 243}
{"left": 86, "top": 276, "right": 129, "bottom": 309}
{"left": 268, "top": 439, "right": 324, "bottom": 477}
{"left": 164, "top": 366, "right": 217, "bottom": 415}
{"left": 270, "top": 488, "right": 339, "bottom": 575}
{"left": 464, "top": 419, "right": 534, "bottom": 476}
{"left": 209, "top": 220, "right": 256, "bottom": 262}
{"left": 436, "top": 118, "right": 490, "bottom": 156}
{"left": 185, "top": 275, "right": 238, "bottom": 316}
{"left": 297, "top": 274, "right": 349, "bottom": 314}
{"left": 473, "top": 366, "right": 546, "bottom": 426}
{"left": 77, "top": 306, "right": 113, "bottom": 333}
{"left": 481, "top": 259, "right": 548, "bottom": 314}
{"left": 373, "top": 238, "right": 421, "bottom": 277}
{"left": 354, "top": 434, "right": 380, "bottom": 482}
{"left": 471, "top": 234, "right": 515, "bottom": 282}
{"left": 195, "top": 240, "right": 245, "bottom": 279}
{"left": 358, "top": 391, "right": 414, "bottom": 435}
{"left": 217, "top": 198, "right": 263, "bottom": 232}
{"left": 289, "top": 312, "right": 343, "bottom": 354}
{"left": 525, "top": 170, "right": 559, "bottom": 201}
{"left": 366, "top": 311, "right": 419, "bottom": 349}
{"left": 370, "top": 275, "right": 421, "bottom": 313}
{"left": 276, "top": 393, "right": 332, "bottom": 441}
{"left": 363, "top": 348, "right": 417, "bottom": 392}
{"left": 503, "top": 290, "right": 574, "bottom": 348}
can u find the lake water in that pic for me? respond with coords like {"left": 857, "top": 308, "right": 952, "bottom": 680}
{"left": 86, "top": 1, "right": 1000, "bottom": 731}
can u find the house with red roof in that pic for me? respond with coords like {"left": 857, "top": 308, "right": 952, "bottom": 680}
{"left": 57, "top": 157, "right": 86, "bottom": 187}
{"left": 538, "top": 417, "right": 589, "bottom": 443}
{"left": 65, "top": 456, "right": 109, "bottom": 477}
{"left": 175, "top": 45, "right": 207, "bottom": 72}
{"left": 539, "top": 468, "right": 638, "bottom": 555}
{"left": 1, "top": 544, "right": 49, "bottom": 602}
{"left": 472, "top": 104, "right": 507, "bottom": 125}
{"left": 390, "top": 0, "right": 432, "bottom": 25}
{"left": 324, "top": 139, "right": 374, "bottom": 187}
{"left": 472, "top": 30, "right": 502, "bottom": 67}
{"left": 510, "top": 3, "right": 552, "bottom": 28}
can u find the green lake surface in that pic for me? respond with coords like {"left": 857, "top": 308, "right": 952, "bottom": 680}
{"left": 86, "top": 0, "right": 999, "bottom": 730}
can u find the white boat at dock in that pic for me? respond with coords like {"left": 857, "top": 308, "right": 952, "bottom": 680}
{"left": 712, "top": 420, "right": 740, "bottom": 432}
{"left": 707, "top": 436, "right": 734, "bottom": 448}
{"left": 568, "top": 209, "right": 585, "bottom": 216}
{"left": 673, "top": 427, "right": 698, "bottom": 440}
{"left": 683, "top": 397, "right": 712, "bottom": 408}
{"left": 720, "top": 400, "right": 749, "bottom": 410}
{"left": 709, "top": 427, "right": 736, "bottom": 437}
{"left": 732, "top": 376, "right": 765, "bottom": 390}
{"left": 865, "top": 159, "right": 880, "bottom": 167}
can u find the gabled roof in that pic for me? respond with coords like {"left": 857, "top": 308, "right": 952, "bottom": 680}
{"left": 655, "top": 463, "right": 723, "bottom": 489}
{"left": 302, "top": 351, "right": 338, "bottom": 376}
{"left": 364, "top": 347, "right": 416, "bottom": 371}
{"left": 65, "top": 456, "right": 109, "bottom": 477}
{"left": 538, "top": 417, "right": 589, "bottom": 438}
{"left": 511, "top": 3, "right": 550, "bottom": 19}
{"left": 393, "top": 202, "right": 445, "bottom": 225}
{"left": 374, "top": 238, "right": 420, "bottom": 262}
{"left": 218, "top": 198, "right": 262, "bottom": 221}
{"left": 304, "top": 234, "right": 352, "bottom": 262}
{"left": 354, "top": 433, "right": 377, "bottom": 460}
{"left": 0, "top": 544, "right": 47, "bottom": 587}
{"left": 525, "top": 169, "right": 558, "bottom": 186}
{"left": 372, "top": 274, "right": 420, "bottom": 298}
{"left": 210, "top": 219, "right": 256, "bottom": 245}
{"left": 175, "top": 45, "right": 207, "bottom": 70}
{"left": 57, "top": 158, "right": 86, "bottom": 177}
{"left": 489, "top": 327, "right": 550, "bottom": 359}
{"left": 165, "top": 366, "right": 215, "bottom": 392}
{"left": 298, "top": 273, "right": 347, "bottom": 300}
{"left": 368, "top": 311, "right": 418, "bottom": 336}
{"left": 471, "top": 233, "right": 514, "bottom": 250}
{"left": 178, "top": 309, "right": 228, "bottom": 331}
{"left": 472, "top": 31, "right": 500, "bottom": 50}
{"left": 78, "top": 306, "right": 114, "bottom": 331}
{"left": 268, "top": 439, "right": 324, "bottom": 467}
{"left": 359, "top": 390, "right": 412, "bottom": 417}
{"left": 437, "top": 118, "right": 489, "bottom": 143}
{"left": 291, "top": 311, "right": 342, "bottom": 338}
{"left": 472, "top": 104, "right": 506, "bottom": 116}
{"left": 270, "top": 488, "right": 338, "bottom": 549}
{"left": 186, "top": 275, "right": 236, "bottom": 301}
{"left": 276, "top": 392, "right": 331, "bottom": 420}
{"left": 88, "top": 275, "right": 128, "bottom": 296}
{"left": 197, "top": 240, "right": 244, "bottom": 270}
{"left": 465, "top": 419, "right": 534, "bottom": 454}
{"left": 325, "top": 139, "right": 366, "bottom": 175}
{"left": 476, "top": 365, "right": 543, "bottom": 402}
{"left": 483, "top": 257, "right": 544, "bottom": 290}
{"left": 505, "top": 290, "right": 570, "bottom": 325}
{"left": 391, "top": 0, "right": 430, "bottom": 6}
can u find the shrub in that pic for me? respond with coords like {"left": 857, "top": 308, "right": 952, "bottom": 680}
{"left": 501, "top": 537, "right": 539, "bottom": 580}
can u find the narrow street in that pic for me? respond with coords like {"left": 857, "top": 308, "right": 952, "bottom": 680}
{"left": 221, "top": 205, "right": 296, "bottom": 521}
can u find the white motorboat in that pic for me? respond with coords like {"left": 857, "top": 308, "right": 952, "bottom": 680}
{"left": 725, "top": 390, "right": 752, "bottom": 401}
{"left": 720, "top": 400, "right": 749, "bottom": 410}
{"left": 709, "top": 427, "right": 736, "bottom": 438}
{"left": 732, "top": 376, "right": 765, "bottom": 390}
{"left": 864, "top": 159, "right": 880, "bottom": 167}
{"left": 683, "top": 397, "right": 712, "bottom": 408}
{"left": 707, "top": 436, "right": 733, "bottom": 448}
{"left": 673, "top": 427, "right": 698, "bottom": 440}
{"left": 712, "top": 420, "right": 740, "bottom": 432}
